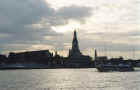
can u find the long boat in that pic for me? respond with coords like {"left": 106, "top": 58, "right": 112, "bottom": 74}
{"left": 95, "top": 64, "right": 134, "bottom": 72}
{"left": 95, "top": 60, "right": 134, "bottom": 72}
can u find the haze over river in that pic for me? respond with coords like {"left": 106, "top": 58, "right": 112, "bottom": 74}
{"left": 0, "top": 69, "right": 140, "bottom": 90}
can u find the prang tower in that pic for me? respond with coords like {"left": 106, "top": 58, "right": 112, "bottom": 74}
{"left": 69, "top": 30, "right": 82, "bottom": 57}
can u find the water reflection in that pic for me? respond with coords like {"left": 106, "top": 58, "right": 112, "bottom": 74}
{"left": 0, "top": 69, "right": 140, "bottom": 90}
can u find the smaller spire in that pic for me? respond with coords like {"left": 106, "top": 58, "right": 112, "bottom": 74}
{"left": 55, "top": 51, "right": 57, "bottom": 56}
{"left": 95, "top": 49, "right": 97, "bottom": 60}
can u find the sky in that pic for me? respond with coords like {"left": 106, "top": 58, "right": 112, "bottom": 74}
{"left": 0, "top": 0, "right": 139, "bottom": 59}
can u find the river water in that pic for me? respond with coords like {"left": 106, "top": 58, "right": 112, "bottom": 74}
{"left": 0, "top": 68, "right": 140, "bottom": 90}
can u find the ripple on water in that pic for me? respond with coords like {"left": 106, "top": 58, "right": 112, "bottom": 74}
{"left": 0, "top": 69, "right": 140, "bottom": 90}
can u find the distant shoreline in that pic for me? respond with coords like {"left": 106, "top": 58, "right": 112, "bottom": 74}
{"left": 0, "top": 67, "right": 95, "bottom": 70}
{"left": 0, "top": 63, "right": 95, "bottom": 70}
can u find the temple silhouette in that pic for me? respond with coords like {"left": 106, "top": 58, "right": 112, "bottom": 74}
{"left": 0, "top": 30, "right": 139, "bottom": 69}
{"left": 66, "top": 30, "right": 92, "bottom": 67}
{"left": 69, "top": 30, "right": 81, "bottom": 57}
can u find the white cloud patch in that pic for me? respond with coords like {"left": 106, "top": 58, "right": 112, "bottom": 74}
{"left": 0, "top": 0, "right": 139, "bottom": 59}
{"left": 0, "top": 0, "right": 92, "bottom": 54}
{"left": 29, "top": 44, "right": 55, "bottom": 51}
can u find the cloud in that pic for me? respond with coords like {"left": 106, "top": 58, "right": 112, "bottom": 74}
{"left": 29, "top": 44, "right": 55, "bottom": 50}
{"left": 56, "top": 5, "right": 92, "bottom": 23}
{"left": 77, "top": 31, "right": 140, "bottom": 52}
{"left": 0, "top": 0, "right": 139, "bottom": 59}
{"left": 0, "top": 0, "right": 92, "bottom": 53}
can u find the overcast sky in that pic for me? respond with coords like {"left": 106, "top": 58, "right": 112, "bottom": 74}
{"left": 0, "top": 0, "right": 139, "bottom": 59}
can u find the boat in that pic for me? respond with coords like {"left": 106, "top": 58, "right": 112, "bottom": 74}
{"left": 95, "top": 63, "right": 134, "bottom": 72}
{"left": 94, "top": 49, "right": 134, "bottom": 72}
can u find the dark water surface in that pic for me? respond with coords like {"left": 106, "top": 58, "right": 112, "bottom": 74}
{"left": 0, "top": 68, "right": 140, "bottom": 90}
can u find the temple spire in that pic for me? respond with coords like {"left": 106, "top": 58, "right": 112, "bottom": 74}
{"left": 73, "top": 30, "right": 77, "bottom": 41}
{"left": 72, "top": 30, "right": 80, "bottom": 52}
{"left": 69, "top": 30, "right": 81, "bottom": 57}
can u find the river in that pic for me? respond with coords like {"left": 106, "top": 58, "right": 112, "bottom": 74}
{"left": 0, "top": 68, "right": 140, "bottom": 90}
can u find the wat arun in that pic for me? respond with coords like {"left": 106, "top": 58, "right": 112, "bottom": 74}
{"left": 69, "top": 30, "right": 82, "bottom": 57}
{"left": 67, "top": 30, "right": 92, "bottom": 67}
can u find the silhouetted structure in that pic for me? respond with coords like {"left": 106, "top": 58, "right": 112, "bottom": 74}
{"left": 52, "top": 51, "right": 65, "bottom": 67}
{"left": 69, "top": 30, "right": 81, "bottom": 57}
{"left": 0, "top": 30, "right": 140, "bottom": 69}
{"left": 66, "top": 30, "right": 92, "bottom": 67}
{"left": 94, "top": 49, "right": 107, "bottom": 61}
{"left": 0, "top": 54, "right": 7, "bottom": 64}
{"left": 8, "top": 50, "right": 53, "bottom": 64}
{"left": 94, "top": 49, "right": 97, "bottom": 60}
{"left": 94, "top": 49, "right": 139, "bottom": 67}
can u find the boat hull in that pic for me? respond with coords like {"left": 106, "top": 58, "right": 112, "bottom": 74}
{"left": 96, "top": 65, "right": 134, "bottom": 72}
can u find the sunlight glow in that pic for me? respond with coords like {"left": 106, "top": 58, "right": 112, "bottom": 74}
{"left": 51, "top": 21, "right": 81, "bottom": 33}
